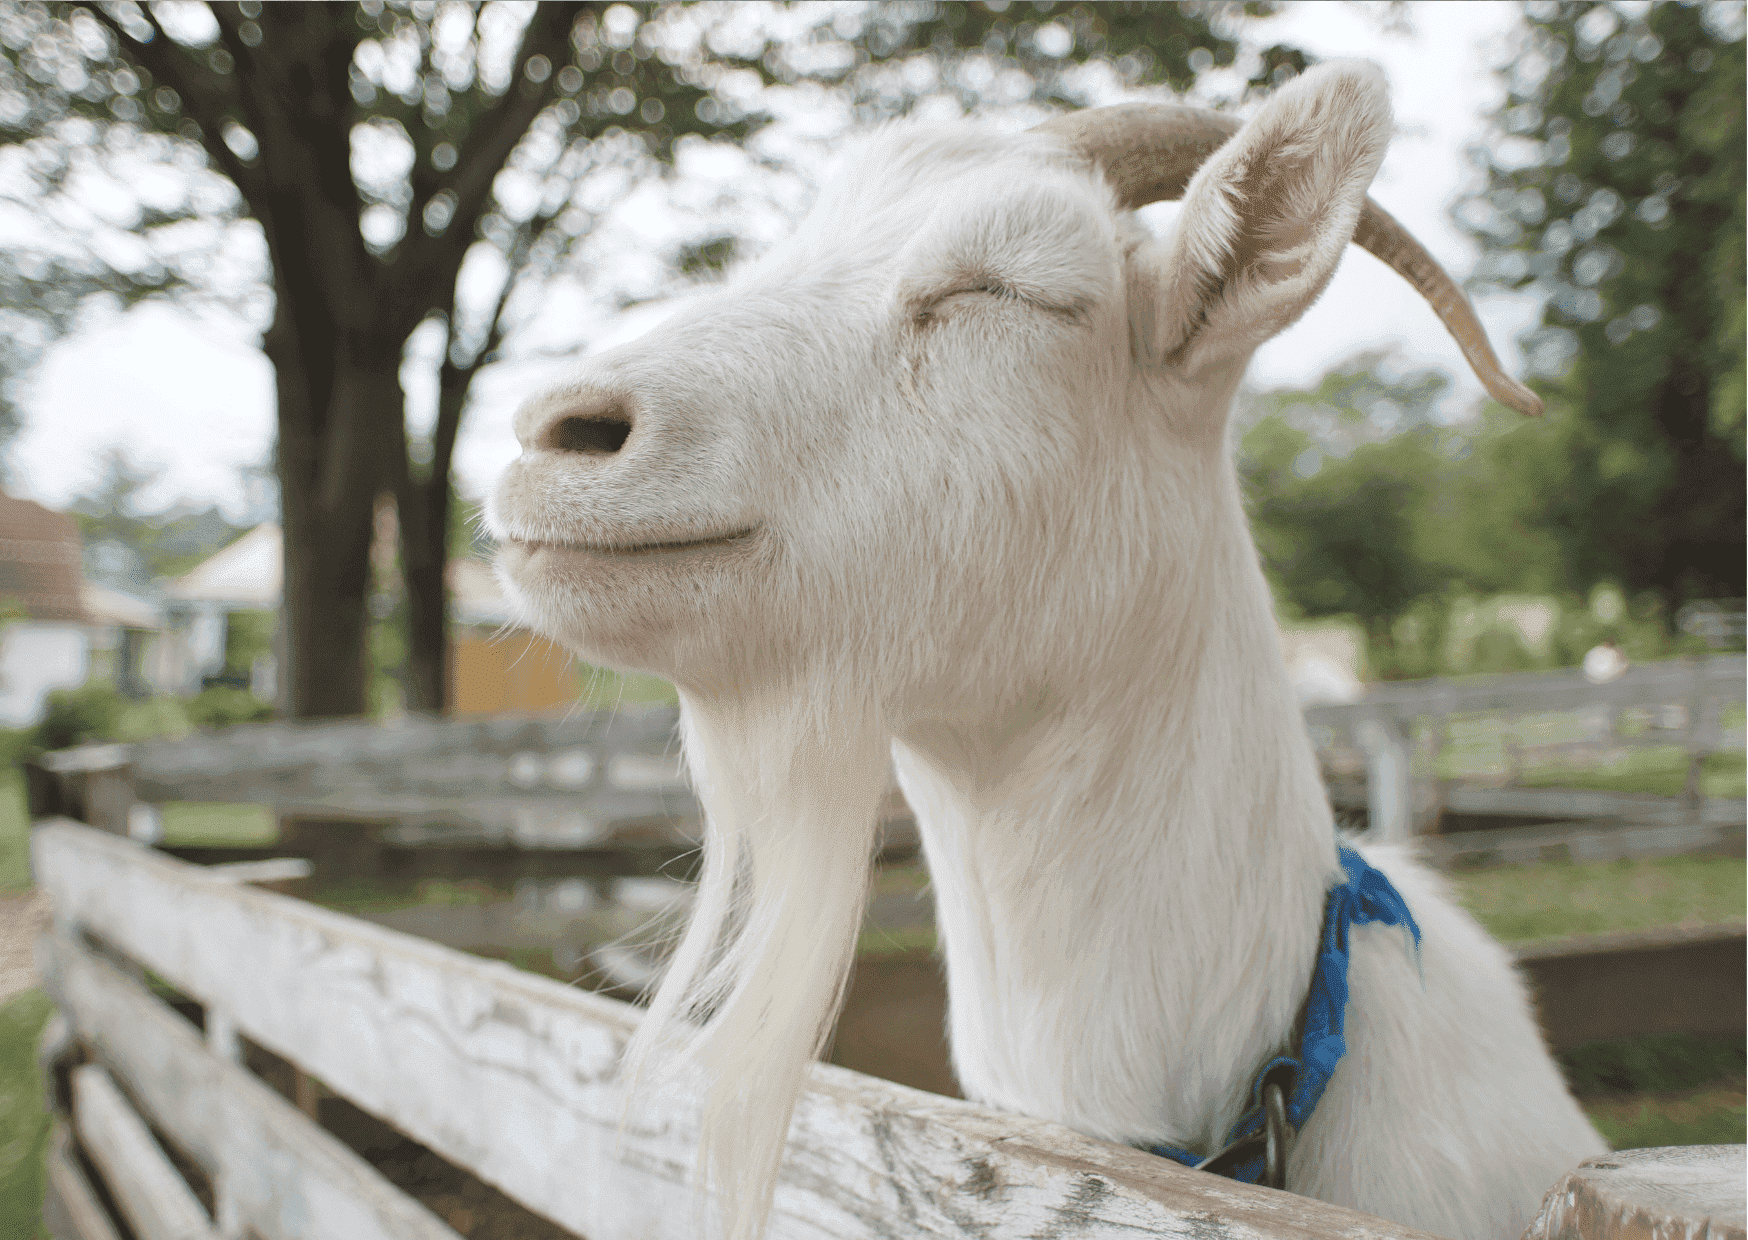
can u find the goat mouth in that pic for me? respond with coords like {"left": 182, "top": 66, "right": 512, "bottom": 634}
{"left": 511, "top": 527, "right": 759, "bottom": 557}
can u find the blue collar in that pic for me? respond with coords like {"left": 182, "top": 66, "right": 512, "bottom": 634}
{"left": 1143, "top": 845, "right": 1422, "bottom": 1184}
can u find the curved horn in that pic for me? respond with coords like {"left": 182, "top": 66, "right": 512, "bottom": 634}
{"left": 1035, "top": 103, "right": 1542, "bottom": 417}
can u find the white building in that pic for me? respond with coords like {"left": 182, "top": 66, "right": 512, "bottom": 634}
{"left": 156, "top": 521, "right": 282, "bottom": 697}
{"left": 0, "top": 493, "right": 160, "bottom": 725}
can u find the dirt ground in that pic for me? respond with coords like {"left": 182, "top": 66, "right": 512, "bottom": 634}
{"left": 0, "top": 889, "right": 48, "bottom": 1006}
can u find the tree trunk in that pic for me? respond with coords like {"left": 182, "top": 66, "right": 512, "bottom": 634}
{"left": 397, "top": 349, "right": 474, "bottom": 714}
{"left": 273, "top": 333, "right": 405, "bottom": 719}
{"left": 399, "top": 478, "right": 449, "bottom": 714}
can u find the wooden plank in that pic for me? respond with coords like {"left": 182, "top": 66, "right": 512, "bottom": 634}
{"left": 1308, "top": 656, "right": 1744, "bottom": 732}
{"left": 129, "top": 706, "right": 680, "bottom": 786}
{"left": 44, "top": 1119, "right": 125, "bottom": 1240}
{"left": 202, "top": 858, "right": 313, "bottom": 884}
{"left": 72, "top": 1062, "right": 218, "bottom": 1240}
{"left": 1515, "top": 925, "right": 1747, "bottom": 1047}
{"left": 35, "top": 818, "right": 1442, "bottom": 1240}
{"left": 44, "top": 935, "right": 464, "bottom": 1240}
{"left": 1523, "top": 1145, "right": 1745, "bottom": 1240}
{"left": 1422, "top": 817, "right": 1746, "bottom": 870}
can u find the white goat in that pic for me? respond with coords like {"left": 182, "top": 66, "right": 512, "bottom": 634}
{"left": 492, "top": 62, "right": 1606, "bottom": 1240}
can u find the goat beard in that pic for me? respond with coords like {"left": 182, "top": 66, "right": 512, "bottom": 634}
{"left": 622, "top": 683, "right": 891, "bottom": 1240}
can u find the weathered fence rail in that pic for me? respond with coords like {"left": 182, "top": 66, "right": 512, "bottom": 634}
{"left": 1306, "top": 655, "right": 1746, "bottom": 843}
{"left": 38, "top": 818, "right": 1464, "bottom": 1240}
{"left": 29, "top": 705, "right": 703, "bottom": 848}
{"left": 30, "top": 658, "right": 1744, "bottom": 867}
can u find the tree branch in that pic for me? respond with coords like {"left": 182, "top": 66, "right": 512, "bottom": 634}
{"left": 78, "top": 3, "right": 262, "bottom": 200}
{"left": 398, "top": 1, "right": 593, "bottom": 312}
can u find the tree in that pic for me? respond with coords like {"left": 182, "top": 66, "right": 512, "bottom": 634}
{"left": 772, "top": 1, "right": 1301, "bottom": 118}
{"left": 1239, "top": 353, "right": 1460, "bottom": 648}
{"left": 1456, "top": 0, "right": 1745, "bottom": 617}
{"left": 1, "top": 0, "right": 1299, "bottom": 718}
{"left": 1, "top": 1, "right": 774, "bottom": 716}
{"left": 69, "top": 445, "right": 257, "bottom": 589}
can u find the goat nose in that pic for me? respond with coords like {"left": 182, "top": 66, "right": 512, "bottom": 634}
{"left": 519, "top": 395, "right": 635, "bottom": 456}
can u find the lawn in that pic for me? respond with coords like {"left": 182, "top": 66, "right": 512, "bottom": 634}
{"left": 0, "top": 989, "right": 50, "bottom": 1240}
{"left": 859, "top": 852, "right": 1747, "bottom": 952}
{"left": 1454, "top": 854, "right": 1746, "bottom": 943}
{"left": 1559, "top": 1032, "right": 1746, "bottom": 1149}
{"left": 0, "top": 775, "right": 27, "bottom": 894}
{"left": 1429, "top": 704, "right": 1746, "bottom": 800}
{"left": 157, "top": 801, "right": 277, "bottom": 848}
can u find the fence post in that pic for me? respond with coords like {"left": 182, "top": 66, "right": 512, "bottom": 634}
{"left": 26, "top": 745, "right": 141, "bottom": 836}
{"left": 1359, "top": 712, "right": 1412, "bottom": 842}
{"left": 1682, "top": 657, "right": 1707, "bottom": 815}
{"left": 1524, "top": 1146, "right": 1746, "bottom": 1240}
{"left": 1423, "top": 684, "right": 1454, "bottom": 835}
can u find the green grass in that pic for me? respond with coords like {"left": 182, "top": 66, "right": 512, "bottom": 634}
{"left": 156, "top": 802, "right": 277, "bottom": 848}
{"left": 0, "top": 776, "right": 27, "bottom": 894}
{"left": 857, "top": 924, "right": 938, "bottom": 956}
{"left": 1560, "top": 1033, "right": 1746, "bottom": 1148}
{"left": 871, "top": 853, "right": 1748, "bottom": 955}
{"left": 1582, "top": 1080, "right": 1746, "bottom": 1147}
{"left": 1561, "top": 1031, "right": 1746, "bottom": 1095}
{"left": 0, "top": 778, "right": 276, "bottom": 883}
{"left": 1426, "top": 701, "right": 1747, "bottom": 799}
{"left": 1453, "top": 854, "right": 1745, "bottom": 944}
{"left": 0, "top": 989, "right": 52, "bottom": 1239}
{"left": 309, "top": 876, "right": 504, "bottom": 919}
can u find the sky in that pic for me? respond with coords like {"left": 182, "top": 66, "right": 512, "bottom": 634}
{"left": 12, "top": 0, "right": 1531, "bottom": 520}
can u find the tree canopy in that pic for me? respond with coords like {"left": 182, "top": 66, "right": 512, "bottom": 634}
{"left": 1241, "top": 353, "right": 1465, "bottom": 641}
{"left": 1455, "top": 0, "right": 1745, "bottom": 613}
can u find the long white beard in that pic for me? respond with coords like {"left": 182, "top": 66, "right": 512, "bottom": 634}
{"left": 622, "top": 686, "right": 891, "bottom": 1240}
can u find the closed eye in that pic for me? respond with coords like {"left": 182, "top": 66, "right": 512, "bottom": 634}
{"left": 911, "top": 282, "right": 1090, "bottom": 328}
{"left": 911, "top": 282, "right": 1023, "bottom": 326}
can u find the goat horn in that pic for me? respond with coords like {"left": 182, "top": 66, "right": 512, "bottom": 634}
{"left": 1036, "top": 103, "right": 1543, "bottom": 417}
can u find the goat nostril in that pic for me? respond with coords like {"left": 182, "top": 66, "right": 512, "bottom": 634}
{"left": 548, "top": 413, "right": 632, "bottom": 455}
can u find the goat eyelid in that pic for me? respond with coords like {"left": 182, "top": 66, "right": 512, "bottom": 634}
{"left": 910, "top": 281, "right": 1018, "bottom": 326}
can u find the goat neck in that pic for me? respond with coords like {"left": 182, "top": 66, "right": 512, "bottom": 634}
{"left": 894, "top": 431, "right": 1338, "bottom": 1154}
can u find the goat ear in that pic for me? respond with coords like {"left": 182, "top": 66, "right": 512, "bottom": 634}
{"left": 1133, "top": 62, "right": 1392, "bottom": 375}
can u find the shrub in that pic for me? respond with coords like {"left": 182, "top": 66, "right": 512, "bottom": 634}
{"left": 1465, "top": 624, "right": 1540, "bottom": 675}
{"left": 32, "top": 683, "right": 126, "bottom": 753}
{"left": 0, "top": 730, "right": 35, "bottom": 771}
{"left": 185, "top": 686, "right": 273, "bottom": 732}
{"left": 113, "top": 696, "right": 191, "bottom": 744}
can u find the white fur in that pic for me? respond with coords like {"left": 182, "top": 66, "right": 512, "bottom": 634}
{"left": 490, "top": 63, "right": 1606, "bottom": 1240}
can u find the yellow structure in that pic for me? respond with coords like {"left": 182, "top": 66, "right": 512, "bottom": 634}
{"left": 449, "top": 626, "right": 578, "bottom": 716}
{"left": 446, "top": 558, "right": 580, "bottom": 715}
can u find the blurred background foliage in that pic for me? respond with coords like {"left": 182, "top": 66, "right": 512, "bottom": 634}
{"left": 1244, "top": 0, "right": 1743, "bottom": 678}
{"left": 0, "top": 0, "right": 1739, "bottom": 711}
{"left": 0, "top": 11, "right": 1739, "bottom": 1231}
{"left": 1452, "top": 0, "right": 1744, "bottom": 613}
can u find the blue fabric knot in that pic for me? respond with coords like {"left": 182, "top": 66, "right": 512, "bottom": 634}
{"left": 1143, "top": 845, "right": 1421, "bottom": 1183}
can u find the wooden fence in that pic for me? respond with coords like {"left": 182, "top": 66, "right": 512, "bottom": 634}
{"left": 29, "top": 666, "right": 1746, "bottom": 1240}
{"left": 37, "top": 817, "right": 1471, "bottom": 1240}
{"left": 29, "top": 657, "right": 1746, "bottom": 868}
{"left": 1307, "top": 655, "right": 1745, "bottom": 845}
